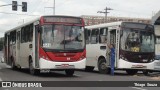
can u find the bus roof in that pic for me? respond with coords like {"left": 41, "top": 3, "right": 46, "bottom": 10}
{"left": 85, "top": 21, "right": 123, "bottom": 29}
{"left": 5, "top": 15, "right": 82, "bottom": 34}
{"left": 152, "top": 10, "right": 160, "bottom": 25}
{"left": 85, "top": 21, "right": 150, "bottom": 29}
{"left": 5, "top": 17, "right": 40, "bottom": 34}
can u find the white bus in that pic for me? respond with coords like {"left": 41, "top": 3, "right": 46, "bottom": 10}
{"left": 85, "top": 22, "right": 155, "bottom": 75}
{"left": 4, "top": 15, "right": 86, "bottom": 76}
{"left": 152, "top": 11, "right": 160, "bottom": 71}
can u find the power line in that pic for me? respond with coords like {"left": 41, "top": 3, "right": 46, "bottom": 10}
{"left": 0, "top": 4, "right": 12, "bottom": 7}
{"left": 113, "top": 9, "right": 151, "bottom": 16}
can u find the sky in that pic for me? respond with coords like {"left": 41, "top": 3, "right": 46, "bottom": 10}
{"left": 0, "top": 0, "right": 160, "bottom": 37}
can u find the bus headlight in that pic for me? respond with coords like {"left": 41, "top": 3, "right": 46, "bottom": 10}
{"left": 41, "top": 55, "right": 50, "bottom": 60}
{"left": 79, "top": 54, "right": 85, "bottom": 60}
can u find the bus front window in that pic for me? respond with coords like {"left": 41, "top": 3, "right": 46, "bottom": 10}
{"left": 121, "top": 29, "right": 154, "bottom": 52}
{"left": 140, "top": 32, "right": 154, "bottom": 52}
{"left": 41, "top": 25, "right": 85, "bottom": 51}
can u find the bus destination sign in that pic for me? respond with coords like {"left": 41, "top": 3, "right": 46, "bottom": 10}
{"left": 44, "top": 17, "right": 81, "bottom": 24}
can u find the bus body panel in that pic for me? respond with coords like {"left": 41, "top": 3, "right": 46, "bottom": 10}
{"left": 19, "top": 42, "right": 32, "bottom": 68}
{"left": 152, "top": 13, "right": 160, "bottom": 71}
{"left": 154, "top": 39, "right": 160, "bottom": 70}
{"left": 86, "top": 43, "right": 107, "bottom": 68}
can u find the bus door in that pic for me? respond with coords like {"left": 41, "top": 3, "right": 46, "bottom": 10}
{"left": 4, "top": 34, "right": 7, "bottom": 63}
{"left": 6, "top": 34, "right": 10, "bottom": 65}
{"left": 16, "top": 31, "right": 21, "bottom": 65}
{"left": 108, "top": 27, "right": 120, "bottom": 68}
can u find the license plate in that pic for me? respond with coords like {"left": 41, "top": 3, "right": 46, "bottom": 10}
{"left": 55, "top": 64, "right": 75, "bottom": 69}
{"left": 131, "top": 65, "right": 146, "bottom": 68}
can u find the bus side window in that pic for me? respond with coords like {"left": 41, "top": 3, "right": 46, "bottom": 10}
{"left": 21, "top": 27, "right": 25, "bottom": 43}
{"left": 4, "top": 34, "right": 7, "bottom": 46}
{"left": 99, "top": 28, "right": 108, "bottom": 43}
{"left": 12, "top": 31, "right": 16, "bottom": 44}
{"left": 29, "top": 24, "right": 33, "bottom": 42}
{"left": 26, "top": 24, "right": 33, "bottom": 42}
{"left": 10, "top": 31, "right": 16, "bottom": 45}
{"left": 21, "top": 24, "right": 33, "bottom": 43}
{"left": 90, "top": 29, "right": 99, "bottom": 44}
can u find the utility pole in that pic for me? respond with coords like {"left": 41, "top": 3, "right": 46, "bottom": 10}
{"left": 53, "top": 0, "right": 55, "bottom": 15}
{"left": 97, "top": 7, "right": 113, "bottom": 23}
{"left": 44, "top": 0, "right": 55, "bottom": 15}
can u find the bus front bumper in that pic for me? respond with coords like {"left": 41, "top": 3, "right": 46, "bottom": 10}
{"left": 118, "top": 59, "right": 155, "bottom": 70}
{"left": 39, "top": 58, "right": 86, "bottom": 69}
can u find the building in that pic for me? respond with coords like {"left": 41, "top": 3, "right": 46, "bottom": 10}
{"left": 81, "top": 15, "right": 151, "bottom": 26}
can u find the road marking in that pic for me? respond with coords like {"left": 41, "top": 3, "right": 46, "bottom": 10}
{"left": 6, "top": 65, "right": 11, "bottom": 68}
{"left": 74, "top": 74, "right": 81, "bottom": 77}
{"left": 131, "top": 87, "right": 147, "bottom": 90}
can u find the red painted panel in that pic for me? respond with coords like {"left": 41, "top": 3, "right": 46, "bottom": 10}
{"left": 39, "top": 47, "right": 86, "bottom": 62}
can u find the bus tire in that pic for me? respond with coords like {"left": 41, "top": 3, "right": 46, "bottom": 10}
{"left": 143, "top": 70, "right": 149, "bottom": 76}
{"left": 126, "top": 70, "right": 138, "bottom": 75}
{"left": 98, "top": 58, "right": 108, "bottom": 74}
{"left": 85, "top": 66, "right": 94, "bottom": 72}
{"left": 29, "top": 58, "right": 39, "bottom": 75}
{"left": 65, "top": 69, "right": 74, "bottom": 76}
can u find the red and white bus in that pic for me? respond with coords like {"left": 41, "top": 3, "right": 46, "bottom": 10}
{"left": 4, "top": 15, "right": 86, "bottom": 76}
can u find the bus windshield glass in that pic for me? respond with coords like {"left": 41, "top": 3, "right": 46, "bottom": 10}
{"left": 121, "top": 23, "right": 154, "bottom": 52}
{"left": 41, "top": 25, "right": 85, "bottom": 51}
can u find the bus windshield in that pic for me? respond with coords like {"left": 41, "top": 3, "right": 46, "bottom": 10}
{"left": 41, "top": 24, "right": 85, "bottom": 51}
{"left": 121, "top": 24, "right": 154, "bottom": 52}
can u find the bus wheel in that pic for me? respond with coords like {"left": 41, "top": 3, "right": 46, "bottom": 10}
{"left": 126, "top": 70, "right": 138, "bottom": 75}
{"left": 65, "top": 69, "right": 74, "bottom": 76}
{"left": 85, "top": 66, "right": 94, "bottom": 72}
{"left": 98, "top": 58, "right": 108, "bottom": 74}
{"left": 143, "top": 70, "right": 149, "bottom": 76}
{"left": 29, "top": 59, "right": 39, "bottom": 75}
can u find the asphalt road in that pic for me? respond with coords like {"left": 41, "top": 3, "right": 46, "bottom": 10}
{"left": 0, "top": 51, "right": 160, "bottom": 90}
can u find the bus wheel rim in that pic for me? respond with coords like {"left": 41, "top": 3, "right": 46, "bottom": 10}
{"left": 100, "top": 62, "right": 106, "bottom": 70}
